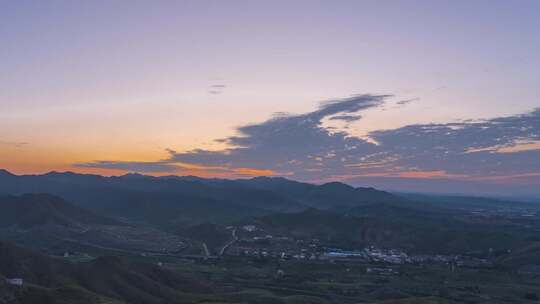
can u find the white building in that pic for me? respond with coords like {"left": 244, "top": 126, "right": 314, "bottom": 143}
{"left": 6, "top": 278, "right": 23, "bottom": 286}
{"left": 242, "top": 225, "right": 257, "bottom": 232}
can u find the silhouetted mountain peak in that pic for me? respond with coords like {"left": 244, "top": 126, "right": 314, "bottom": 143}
{"left": 0, "top": 169, "right": 14, "bottom": 177}
{"left": 162, "top": 175, "right": 207, "bottom": 182}
{"left": 318, "top": 181, "right": 355, "bottom": 191}
{"left": 42, "top": 171, "right": 104, "bottom": 181}
{"left": 44, "top": 171, "right": 75, "bottom": 176}
{"left": 250, "top": 176, "right": 289, "bottom": 182}
{"left": 119, "top": 172, "right": 153, "bottom": 179}
{"left": 247, "top": 176, "right": 305, "bottom": 187}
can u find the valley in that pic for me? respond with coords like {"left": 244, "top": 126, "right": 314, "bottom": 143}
{"left": 1, "top": 171, "right": 540, "bottom": 303}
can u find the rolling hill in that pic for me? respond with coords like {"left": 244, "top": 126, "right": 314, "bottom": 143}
{"left": 0, "top": 241, "right": 214, "bottom": 304}
{"left": 0, "top": 194, "right": 118, "bottom": 229}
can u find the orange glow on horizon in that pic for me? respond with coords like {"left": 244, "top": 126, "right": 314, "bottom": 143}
{"left": 233, "top": 167, "right": 276, "bottom": 176}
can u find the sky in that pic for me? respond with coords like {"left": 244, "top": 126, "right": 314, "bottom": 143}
{"left": 1, "top": 0, "right": 539, "bottom": 196}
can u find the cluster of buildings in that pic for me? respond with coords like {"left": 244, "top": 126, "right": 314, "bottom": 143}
{"left": 227, "top": 246, "right": 316, "bottom": 260}
{"left": 364, "top": 247, "right": 409, "bottom": 264}
{"left": 466, "top": 206, "right": 539, "bottom": 222}
{"left": 231, "top": 224, "right": 497, "bottom": 271}
{"left": 322, "top": 247, "right": 410, "bottom": 264}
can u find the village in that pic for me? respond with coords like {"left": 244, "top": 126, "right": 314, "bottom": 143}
{"left": 218, "top": 224, "right": 495, "bottom": 274}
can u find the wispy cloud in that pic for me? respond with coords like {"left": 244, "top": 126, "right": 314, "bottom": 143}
{"left": 208, "top": 84, "right": 227, "bottom": 95}
{"left": 396, "top": 97, "right": 420, "bottom": 106}
{"left": 0, "top": 141, "right": 28, "bottom": 148}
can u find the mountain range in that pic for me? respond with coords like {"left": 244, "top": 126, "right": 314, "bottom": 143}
{"left": 0, "top": 170, "right": 405, "bottom": 227}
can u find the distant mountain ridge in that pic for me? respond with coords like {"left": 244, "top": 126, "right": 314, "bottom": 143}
{"left": 237, "top": 177, "right": 402, "bottom": 208}
{"left": 0, "top": 169, "right": 406, "bottom": 227}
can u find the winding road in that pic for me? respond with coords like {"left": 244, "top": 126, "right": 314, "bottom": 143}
{"left": 219, "top": 228, "right": 238, "bottom": 256}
